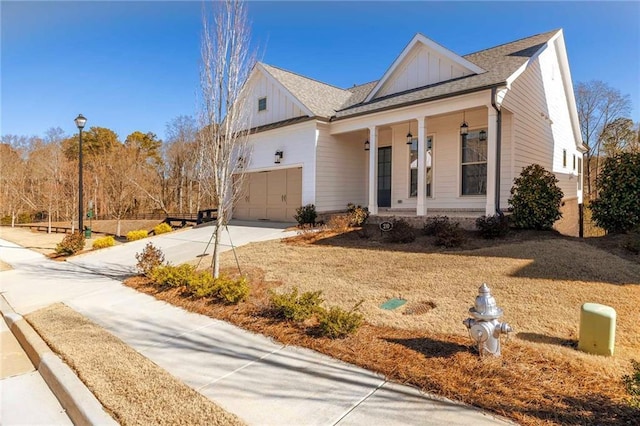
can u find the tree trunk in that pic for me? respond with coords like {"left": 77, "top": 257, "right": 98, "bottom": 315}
{"left": 116, "top": 219, "right": 122, "bottom": 237}
{"left": 211, "top": 219, "right": 223, "bottom": 278}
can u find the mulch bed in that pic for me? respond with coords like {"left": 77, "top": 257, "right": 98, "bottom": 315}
{"left": 125, "top": 267, "right": 638, "bottom": 426}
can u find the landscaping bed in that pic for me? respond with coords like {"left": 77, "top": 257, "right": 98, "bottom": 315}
{"left": 125, "top": 227, "right": 640, "bottom": 425}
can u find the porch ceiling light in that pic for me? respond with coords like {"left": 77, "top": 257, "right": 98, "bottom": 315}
{"left": 364, "top": 140, "right": 370, "bottom": 151}
{"left": 460, "top": 110, "right": 469, "bottom": 136}
{"left": 274, "top": 150, "right": 283, "bottom": 164}
{"left": 406, "top": 122, "right": 413, "bottom": 145}
{"left": 479, "top": 130, "right": 487, "bottom": 141}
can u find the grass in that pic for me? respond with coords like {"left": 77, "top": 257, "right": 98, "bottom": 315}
{"left": 26, "top": 303, "right": 244, "bottom": 426}
{"left": 127, "top": 226, "right": 640, "bottom": 425}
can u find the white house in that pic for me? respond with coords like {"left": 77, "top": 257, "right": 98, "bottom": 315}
{"left": 233, "top": 29, "right": 586, "bottom": 226}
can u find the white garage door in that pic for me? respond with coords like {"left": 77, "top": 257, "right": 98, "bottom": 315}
{"left": 234, "top": 167, "right": 302, "bottom": 222}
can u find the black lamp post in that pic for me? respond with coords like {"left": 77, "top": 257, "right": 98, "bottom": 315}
{"left": 74, "top": 114, "right": 87, "bottom": 235}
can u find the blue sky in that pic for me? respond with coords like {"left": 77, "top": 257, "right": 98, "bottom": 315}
{"left": 2, "top": 1, "right": 639, "bottom": 142}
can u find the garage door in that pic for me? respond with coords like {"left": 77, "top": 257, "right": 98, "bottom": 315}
{"left": 234, "top": 168, "right": 302, "bottom": 222}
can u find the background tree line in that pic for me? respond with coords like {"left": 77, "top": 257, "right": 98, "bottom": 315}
{"left": 0, "top": 115, "right": 217, "bottom": 233}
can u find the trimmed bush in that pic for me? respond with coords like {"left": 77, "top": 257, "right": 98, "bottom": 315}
{"left": 347, "top": 203, "right": 369, "bottom": 227}
{"left": 127, "top": 229, "right": 148, "bottom": 241}
{"left": 423, "top": 216, "right": 451, "bottom": 236}
{"left": 214, "top": 276, "right": 250, "bottom": 304}
{"left": 153, "top": 222, "right": 173, "bottom": 235}
{"left": 135, "top": 243, "right": 165, "bottom": 277}
{"left": 149, "top": 264, "right": 195, "bottom": 287}
{"left": 92, "top": 236, "right": 116, "bottom": 249}
{"left": 434, "top": 222, "right": 465, "bottom": 248}
{"left": 590, "top": 153, "right": 640, "bottom": 233}
{"left": 317, "top": 302, "right": 364, "bottom": 339}
{"left": 385, "top": 219, "right": 416, "bottom": 243}
{"left": 509, "top": 164, "right": 563, "bottom": 230}
{"left": 294, "top": 204, "right": 317, "bottom": 226}
{"left": 55, "top": 232, "right": 85, "bottom": 255}
{"left": 269, "top": 287, "right": 324, "bottom": 322}
{"left": 475, "top": 214, "right": 510, "bottom": 239}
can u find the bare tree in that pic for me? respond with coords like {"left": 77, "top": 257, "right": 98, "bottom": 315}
{"left": 575, "top": 80, "right": 631, "bottom": 198}
{"left": 198, "top": 0, "right": 255, "bottom": 277}
{"left": 600, "top": 117, "right": 638, "bottom": 156}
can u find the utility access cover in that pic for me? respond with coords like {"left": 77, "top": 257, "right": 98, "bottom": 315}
{"left": 380, "top": 298, "right": 407, "bottom": 310}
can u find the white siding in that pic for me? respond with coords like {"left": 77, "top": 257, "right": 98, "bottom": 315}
{"left": 502, "top": 44, "right": 580, "bottom": 200}
{"left": 243, "top": 121, "right": 317, "bottom": 208}
{"left": 376, "top": 44, "right": 472, "bottom": 99}
{"left": 315, "top": 124, "right": 367, "bottom": 212}
{"left": 246, "top": 71, "right": 307, "bottom": 128}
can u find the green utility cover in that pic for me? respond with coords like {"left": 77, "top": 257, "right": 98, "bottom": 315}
{"left": 380, "top": 298, "right": 407, "bottom": 310}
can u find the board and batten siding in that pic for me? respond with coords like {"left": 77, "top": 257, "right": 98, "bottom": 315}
{"left": 314, "top": 124, "right": 367, "bottom": 212}
{"left": 244, "top": 121, "right": 317, "bottom": 207}
{"left": 375, "top": 44, "right": 473, "bottom": 99}
{"left": 246, "top": 71, "right": 307, "bottom": 128}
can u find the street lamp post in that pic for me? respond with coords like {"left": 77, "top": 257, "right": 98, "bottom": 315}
{"left": 74, "top": 114, "right": 87, "bottom": 235}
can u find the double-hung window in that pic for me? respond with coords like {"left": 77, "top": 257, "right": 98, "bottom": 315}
{"left": 461, "top": 129, "right": 487, "bottom": 196}
{"left": 409, "top": 136, "right": 433, "bottom": 197}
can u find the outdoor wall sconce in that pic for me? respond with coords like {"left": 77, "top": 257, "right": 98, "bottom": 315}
{"left": 364, "top": 140, "right": 370, "bottom": 151}
{"left": 460, "top": 111, "right": 469, "bottom": 136}
{"left": 274, "top": 150, "right": 283, "bottom": 164}
{"left": 406, "top": 121, "right": 413, "bottom": 145}
{"left": 479, "top": 130, "right": 487, "bottom": 141}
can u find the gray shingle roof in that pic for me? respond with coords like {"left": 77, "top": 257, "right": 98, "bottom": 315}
{"left": 260, "top": 63, "right": 352, "bottom": 118}
{"left": 334, "top": 29, "right": 559, "bottom": 118}
{"left": 259, "top": 29, "right": 559, "bottom": 121}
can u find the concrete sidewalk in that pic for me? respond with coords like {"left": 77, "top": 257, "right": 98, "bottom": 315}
{"left": 0, "top": 225, "right": 513, "bottom": 425}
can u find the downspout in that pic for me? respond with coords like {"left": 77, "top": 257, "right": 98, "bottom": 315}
{"left": 491, "top": 86, "right": 504, "bottom": 217}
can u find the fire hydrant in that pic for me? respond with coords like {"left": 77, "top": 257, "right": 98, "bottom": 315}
{"left": 463, "top": 283, "right": 513, "bottom": 356}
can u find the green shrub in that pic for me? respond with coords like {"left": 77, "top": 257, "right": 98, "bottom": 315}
{"left": 294, "top": 204, "right": 317, "bottom": 226}
{"left": 509, "top": 164, "right": 563, "bottom": 230}
{"left": 475, "top": 214, "right": 510, "bottom": 239}
{"left": 0, "top": 216, "right": 11, "bottom": 225}
{"left": 317, "top": 302, "right": 364, "bottom": 338}
{"left": 623, "top": 359, "right": 640, "bottom": 408}
{"left": 590, "top": 153, "right": 640, "bottom": 233}
{"left": 423, "top": 216, "right": 451, "bottom": 236}
{"left": 153, "top": 222, "right": 173, "bottom": 235}
{"left": 347, "top": 203, "right": 369, "bottom": 227}
{"left": 434, "top": 222, "right": 465, "bottom": 248}
{"left": 269, "top": 287, "right": 324, "bottom": 322}
{"left": 214, "top": 276, "right": 250, "bottom": 304}
{"left": 135, "top": 243, "right": 165, "bottom": 277}
{"left": 92, "top": 236, "right": 116, "bottom": 249}
{"left": 127, "top": 229, "right": 148, "bottom": 241}
{"left": 149, "top": 264, "right": 195, "bottom": 287}
{"left": 188, "top": 270, "right": 217, "bottom": 297}
{"left": 55, "top": 232, "right": 85, "bottom": 255}
{"left": 385, "top": 219, "right": 416, "bottom": 243}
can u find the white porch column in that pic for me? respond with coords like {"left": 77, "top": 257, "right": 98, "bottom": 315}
{"left": 416, "top": 117, "right": 427, "bottom": 216}
{"left": 367, "top": 126, "right": 378, "bottom": 215}
{"left": 486, "top": 107, "right": 498, "bottom": 216}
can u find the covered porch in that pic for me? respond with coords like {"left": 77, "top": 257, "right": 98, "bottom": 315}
{"left": 329, "top": 89, "right": 510, "bottom": 219}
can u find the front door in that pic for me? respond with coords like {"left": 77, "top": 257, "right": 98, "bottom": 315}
{"left": 378, "top": 146, "right": 392, "bottom": 208}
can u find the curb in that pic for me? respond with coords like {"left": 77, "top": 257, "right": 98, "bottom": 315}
{"left": 0, "top": 295, "right": 116, "bottom": 426}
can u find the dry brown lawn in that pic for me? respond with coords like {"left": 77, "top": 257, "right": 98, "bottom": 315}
{"left": 146, "top": 227, "right": 640, "bottom": 425}
{"left": 26, "top": 303, "right": 244, "bottom": 426}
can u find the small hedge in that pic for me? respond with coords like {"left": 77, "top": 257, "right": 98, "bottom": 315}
{"left": 294, "top": 204, "right": 317, "bottom": 226}
{"left": 317, "top": 302, "right": 364, "bottom": 339}
{"left": 385, "top": 219, "right": 416, "bottom": 243}
{"left": 475, "top": 214, "right": 510, "bottom": 239}
{"left": 347, "top": 203, "right": 369, "bottom": 227}
{"left": 423, "top": 216, "right": 451, "bottom": 236}
{"left": 153, "top": 222, "right": 173, "bottom": 235}
{"left": 434, "top": 222, "right": 465, "bottom": 248}
{"left": 127, "top": 229, "right": 148, "bottom": 241}
{"left": 92, "top": 236, "right": 116, "bottom": 249}
{"left": 150, "top": 264, "right": 196, "bottom": 288}
{"left": 55, "top": 232, "right": 85, "bottom": 255}
{"left": 269, "top": 287, "right": 323, "bottom": 322}
{"left": 509, "top": 164, "right": 563, "bottom": 230}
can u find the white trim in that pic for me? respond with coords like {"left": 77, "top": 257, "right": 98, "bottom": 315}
{"left": 254, "top": 63, "right": 314, "bottom": 117}
{"left": 364, "top": 34, "right": 486, "bottom": 103}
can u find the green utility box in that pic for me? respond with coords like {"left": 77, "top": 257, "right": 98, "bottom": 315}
{"left": 578, "top": 303, "right": 616, "bottom": 356}
{"left": 84, "top": 227, "right": 92, "bottom": 239}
